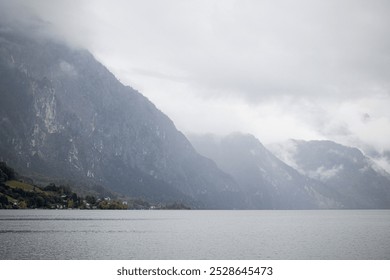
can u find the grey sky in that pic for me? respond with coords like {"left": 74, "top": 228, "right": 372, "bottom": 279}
{"left": 1, "top": 0, "right": 390, "bottom": 157}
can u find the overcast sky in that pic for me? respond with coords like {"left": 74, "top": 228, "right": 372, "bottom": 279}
{"left": 2, "top": 0, "right": 390, "bottom": 156}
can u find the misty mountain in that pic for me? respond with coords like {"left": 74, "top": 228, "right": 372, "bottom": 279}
{"left": 2, "top": 25, "right": 389, "bottom": 210}
{"left": 188, "top": 133, "right": 341, "bottom": 209}
{"left": 270, "top": 140, "right": 390, "bottom": 208}
{"left": 0, "top": 27, "right": 245, "bottom": 209}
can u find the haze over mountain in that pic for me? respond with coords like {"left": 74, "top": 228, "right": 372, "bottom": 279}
{"left": 191, "top": 134, "right": 390, "bottom": 209}
{"left": 1, "top": 23, "right": 389, "bottom": 209}
{"left": 2, "top": 1, "right": 389, "bottom": 159}
{"left": 0, "top": 26, "right": 244, "bottom": 209}
{"left": 270, "top": 140, "right": 390, "bottom": 209}
{"left": 189, "top": 133, "right": 341, "bottom": 209}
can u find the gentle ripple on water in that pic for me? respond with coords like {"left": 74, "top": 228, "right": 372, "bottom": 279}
{"left": 0, "top": 209, "right": 389, "bottom": 260}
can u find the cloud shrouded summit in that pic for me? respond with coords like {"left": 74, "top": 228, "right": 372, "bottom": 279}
{"left": 1, "top": 0, "right": 389, "bottom": 154}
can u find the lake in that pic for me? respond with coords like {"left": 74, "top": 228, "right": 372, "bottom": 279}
{"left": 0, "top": 210, "right": 389, "bottom": 259}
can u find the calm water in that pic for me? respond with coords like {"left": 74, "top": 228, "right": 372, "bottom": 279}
{"left": 0, "top": 210, "right": 389, "bottom": 259}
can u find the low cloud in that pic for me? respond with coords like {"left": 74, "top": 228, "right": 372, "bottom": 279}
{"left": 1, "top": 0, "right": 389, "bottom": 156}
{"left": 308, "top": 165, "right": 344, "bottom": 182}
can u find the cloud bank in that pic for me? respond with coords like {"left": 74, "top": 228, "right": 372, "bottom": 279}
{"left": 1, "top": 0, "right": 389, "bottom": 155}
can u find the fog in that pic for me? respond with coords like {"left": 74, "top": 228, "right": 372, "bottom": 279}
{"left": 1, "top": 0, "right": 389, "bottom": 158}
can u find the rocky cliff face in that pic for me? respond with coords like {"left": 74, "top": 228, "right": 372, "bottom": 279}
{"left": 0, "top": 27, "right": 244, "bottom": 209}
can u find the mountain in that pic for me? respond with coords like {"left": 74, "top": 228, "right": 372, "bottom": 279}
{"left": 2, "top": 26, "right": 389, "bottom": 210}
{"left": 0, "top": 26, "right": 245, "bottom": 209}
{"left": 188, "top": 133, "right": 341, "bottom": 209}
{"left": 270, "top": 140, "right": 390, "bottom": 208}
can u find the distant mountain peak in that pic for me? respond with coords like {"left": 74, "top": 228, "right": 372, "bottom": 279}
{"left": 270, "top": 139, "right": 390, "bottom": 208}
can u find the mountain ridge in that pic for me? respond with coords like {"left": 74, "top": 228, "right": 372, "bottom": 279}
{"left": 189, "top": 133, "right": 344, "bottom": 209}
{"left": 1, "top": 26, "right": 389, "bottom": 209}
{"left": 0, "top": 26, "right": 244, "bottom": 209}
{"left": 269, "top": 139, "right": 390, "bottom": 208}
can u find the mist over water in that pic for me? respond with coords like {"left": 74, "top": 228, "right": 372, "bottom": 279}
{"left": 1, "top": 210, "right": 389, "bottom": 260}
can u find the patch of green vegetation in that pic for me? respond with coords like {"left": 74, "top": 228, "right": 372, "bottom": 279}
{"left": 5, "top": 180, "right": 44, "bottom": 193}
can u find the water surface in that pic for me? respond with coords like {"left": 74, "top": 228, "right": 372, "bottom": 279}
{"left": 0, "top": 210, "right": 389, "bottom": 259}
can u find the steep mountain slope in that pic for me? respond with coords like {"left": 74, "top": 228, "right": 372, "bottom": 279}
{"left": 189, "top": 133, "right": 340, "bottom": 209}
{"left": 270, "top": 140, "right": 390, "bottom": 208}
{"left": 0, "top": 27, "right": 244, "bottom": 209}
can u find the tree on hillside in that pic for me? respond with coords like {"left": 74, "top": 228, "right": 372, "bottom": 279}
{"left": 0, "top": 162, "right": 17, "bottom": 181}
